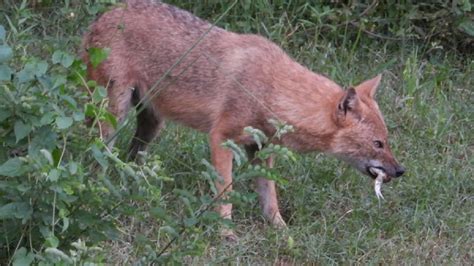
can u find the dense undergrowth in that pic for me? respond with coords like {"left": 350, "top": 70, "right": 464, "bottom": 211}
{"left": 0, "top": 0, "right": 472, "bottom": 264}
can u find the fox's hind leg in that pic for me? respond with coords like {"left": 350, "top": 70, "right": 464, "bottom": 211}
{"left": 99, "top": 79, "right": 134, "bottom": 149}
{"left": 128, "top": 88, "right": 163, "bottom": 160}
{"left": 245, "top": 144, "right": 287, "bottom": 228}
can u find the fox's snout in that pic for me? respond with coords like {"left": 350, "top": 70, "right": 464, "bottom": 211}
{"left": 395, "top": 165, "right": 405, "bottom": 177}
{"left": 386, "top": 163, "right": 405, "bottom": 179}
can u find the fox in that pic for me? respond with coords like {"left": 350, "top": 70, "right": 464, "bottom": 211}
{"left": 82, "top": 0, "right": 405, "bottom": 239}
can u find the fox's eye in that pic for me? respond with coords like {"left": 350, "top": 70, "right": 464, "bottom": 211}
{"left": 373, "top": 140, "right": 384, "bottom": 149}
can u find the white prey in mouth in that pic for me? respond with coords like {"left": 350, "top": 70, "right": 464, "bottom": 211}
{"left": 370, "top": 167, "right": 385, "bottom": 200}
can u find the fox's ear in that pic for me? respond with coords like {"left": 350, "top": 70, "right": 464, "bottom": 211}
{"left": 355, "top": 74, "right": 381, "bottom": 98}
{"left": 338, "top": 87, "right": 360, "bottom": 115}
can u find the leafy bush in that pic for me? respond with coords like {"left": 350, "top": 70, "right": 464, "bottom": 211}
{"left": 0, "top": 22, "right": 115, "bottom": 263}
{"left": 169, "top": 0, "right": 473, "bottom": 52}
{"left": 0, "top": 22, "right": 295, "bottom": 263}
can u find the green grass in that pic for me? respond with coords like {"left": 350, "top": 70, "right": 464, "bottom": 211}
{"left": 1, "top": 0, "right": 472, "bottom": 264}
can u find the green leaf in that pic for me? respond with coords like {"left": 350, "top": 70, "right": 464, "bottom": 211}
{"left": 159, "top": 226, "right": 179, "bottom": 237}
{"left": 37, "top": 75, "right": 53, "bottom": 92}
{"left": 39, "top": 112, "right": 55, "bottom": 126}
{"left": 47, "top": 169, "right": 60, "bottom": 182}
{"left": 17, "top": 60, "right": 49, "bottom": 83}
{"left": 103, "top": 111, "right": 118, "bottom": 129}
{"left": 201, "top": 159, "right": 218, "bottom": 194}
{"left": 40, "top": 149, "right": 54, "bottom": 165}
{"left": 36, "top": 61, "right": 49, "bottom": 75}
{"left": 61, "top": 95, "right": 77, "bottom": 109}
{"left": 91, "top": 142, "right": 108, "bottom": 168}
{"left": 221, "top": 140, "right": 247, "bottom": 166}
{"left": 84, "top": 103, "right": 97, "bottom": 117}
{"left": 0, "top": 158, "right": 27, "bottom": 177}
{"left": 63, "top": 185, "right": 74, "bottom": 195}
{"left": 45, "top": 235, "right": 59, "bottom": 248}
{"left": 17, "top": 69, "right": 34, "bottom": 83}
{"left": 12, "top": 247, "right": 35, "bottom": 266}
{"left": 0, "top": 25, "right": 5, "bottom": 41}
{"left": 88, "top": 47, "right": 110, "bottom": 68}
{"left": 244, "top": 126, "right": 268, "bottom": 149}
{"left": 86, "top": 79, "right": 97, "bottom": 88}
{"left": 52, "top": 50, "right": 74, "bottom": 68}
{"left": 239, "top": 164, "right": 289, "bottom": 185}
{"left": 0, "top": 202, "right": 32, "bottom": 220}
{"left": 458, "top": 19, "right": 474, "bottom": 37}
{"left": 200, "top": 211, "right": 221, "bottom": 223}
{"left": 269, "top": 119, "right": 294, "bottom": 139}
{"left": 0, "top": 107, "right": 11, "bottom": 122}
{"left": 0, "top": 64, "right": 12, "bottom": 80}
{"left": 52, "top": 50, "right": 63, "bottom": 63}
{"left": 150, "top": 207, "right": 170, "bottom": 222}
{"left": 14, "top": 121, "right": 32, "bottom": 143}
{"left": 61, "top": 216, "right": 70, "bottom": 233}
{"left": 29, "top": 126, "right": 57, "bottom": 157}
{"left": 92, "top": 86, "right": 107, "bottom": 102}
{"left": 287, "top": 235, "right": 295, "bottom": 249}
{"left": 52, "top": 75, "right": 67, "bottom": 89}
{"left": 0, "top": 45, "right": 12, "bottom": 63}
{"left": 72, "top": 111, "right": 85, "bottom": 122}
{"left": 45, "top": 248, "right": 73, "bottom": 264}
{"left": 55, "top": 116, "right": 73, "bottom": 129}
{"left": 68, "top": 162, "right": 78, "bottom": 175}
{"left": 184, "top": 217, "right": 198, "bottom": 227}
{"left": 461, "top": 0, "right": 471, "bottom": 12}
{"left": 52, "top": 148, "right": 61, "bottom": 167}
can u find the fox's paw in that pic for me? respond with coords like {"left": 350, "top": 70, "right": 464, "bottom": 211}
{"left": 220, "top": 228, "right": 239, "bottom": 242}
{"left": 270, "top": 212, "right": 287, "bottom": 229}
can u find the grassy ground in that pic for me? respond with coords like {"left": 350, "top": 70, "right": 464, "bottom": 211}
{"left": 1, "top": 0, "right": 472, "bottom": 264}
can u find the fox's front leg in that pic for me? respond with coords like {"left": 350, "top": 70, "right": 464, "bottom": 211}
{"left": 245, "top": 145, "right": 286, "bottom": 228}
{"left": 209, "top": 130, "right": 236, "bottom": 240}
{"left": 256, "top": 157, "right": 287, "bottom": 228}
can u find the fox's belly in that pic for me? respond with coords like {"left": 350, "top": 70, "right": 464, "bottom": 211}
{"left": 152, "top": 90, "right": 218, "bottom": 133}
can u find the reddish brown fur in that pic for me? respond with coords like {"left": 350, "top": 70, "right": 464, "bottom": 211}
{"left": 82, "top": 0, "right": 404, "bottom": 235}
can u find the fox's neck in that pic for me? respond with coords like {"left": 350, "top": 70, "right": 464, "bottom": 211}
{"left": 269, "top": 62, "right": 343, "bottom": 152}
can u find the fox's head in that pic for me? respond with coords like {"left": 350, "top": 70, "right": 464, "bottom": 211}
{"left": 330, "top": 75, "right": 405, "bottom": 182}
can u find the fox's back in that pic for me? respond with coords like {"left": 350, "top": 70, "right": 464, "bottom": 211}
{"left": 82, "top": 1, "right": 342, "bottom": 139}
{"left": 84, "top": 2, "right": 232, "bottom": 130}
{"left": 84, "top": 1, "right": 225, "bottom": 84}
{"left": 83, "top": 1, "right": 296, "bottom": 133}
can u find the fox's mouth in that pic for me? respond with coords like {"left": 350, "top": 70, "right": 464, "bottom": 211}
{"left": 367, "top": 166, "right": 391, "bottom": 183}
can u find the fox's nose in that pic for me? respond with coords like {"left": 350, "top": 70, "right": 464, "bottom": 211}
{"left": 395, "top": 166, "right": 405, "bottom": 177}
